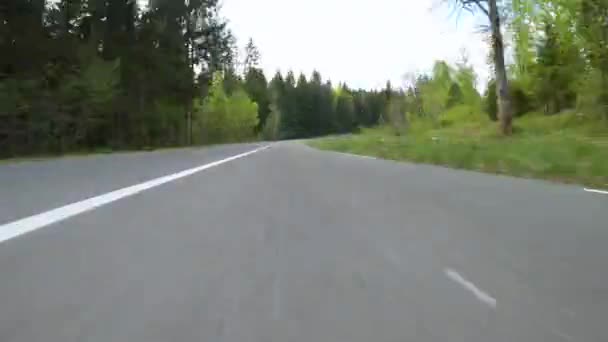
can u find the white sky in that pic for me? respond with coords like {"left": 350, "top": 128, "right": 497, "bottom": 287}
{"left": 221, "top": 0, "right": 490, "bottom": 90}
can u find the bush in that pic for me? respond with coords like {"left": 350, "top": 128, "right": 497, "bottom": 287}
{"left": 484, "top": 79, "right": 533, "bottom": 121}
{"left": 333, "top": 88, "right": 356, "bottom": 133}
{"left": 194, "top": 72, "right": 259, "bottom": 144}
{"left": 483, "top": 80, "right": 499, "bottom": 121}
{"left": 440, "top": 104, "right": 480, "bottom": 127}
{"left": 385, "top": 99, "right": 408, "bottom": 135}
{"left": 576, "top": 70, "right": 608, "bottom": 121}
{"left": 150, "top": 100, "right": 187, "bottom": 146}
{"left": 262, "top": 103, "right": 281, "bottom": 140}
{"left": 510, "top": 81, "right": 534, "bottom": 117}
{"left": 227, "top": 90, "right": 259, "bottom": 141}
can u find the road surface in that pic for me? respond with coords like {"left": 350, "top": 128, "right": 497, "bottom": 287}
{"left": 0, "top": 141, "right": 606, "bottom": 342}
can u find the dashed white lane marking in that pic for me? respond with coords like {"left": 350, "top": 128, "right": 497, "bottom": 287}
{"left": 444, "top": 268, "right": 497, "bottom": 309}
{"left": 584, "top": 187, "right": 608, "bottom": 195}
{"left": 0, "top": 145, "right": 271, "bottom": 244}
{"left": 552, "top": 329, "right": 574, "bottom": 341}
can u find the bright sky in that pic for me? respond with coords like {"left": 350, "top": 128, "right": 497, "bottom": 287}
{"left": 221, "top": 0, "right": 490, "bottom": 90}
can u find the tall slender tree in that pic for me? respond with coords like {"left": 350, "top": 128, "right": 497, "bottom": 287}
{"left": 448, "top": 0, "right": 513, "bottom": 134}
{"left": 243, "top": 38, "right": 261, "bottom": 75}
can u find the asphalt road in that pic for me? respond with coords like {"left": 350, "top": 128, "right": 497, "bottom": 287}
{"left": 0, "top": 141, "right": 606, "bottom": 342}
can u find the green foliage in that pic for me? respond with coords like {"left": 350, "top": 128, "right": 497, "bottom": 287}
{"left": 149, "top": 100, "right": 187, "bottom": 146}
{"left": 333, "top": 86, "right": 356, "bottom": 133}
{"left": 194, "top": 72, "right": 258, "bottom": 144}
{"left": 222, "top": 69, "right": 242, "bottom": 96}
{"left": 262, "top": 103, "right": 281, "bottom": 140}
{"left": 447, "top": 82, "right": 464, "bottom": 108}
{"left": 532, "top": 18, "right": 579, "bottom": 114}
{"left": 59, "top": 57, "right": 120, "bottom": 111}
{"left": 1, "top": 0, "right": 235, "bottom": 157}
{"left": 510, "top": 0, "right": 537, "bottom": 87}
{"left": 575, "top": 69, "right": 607, "bottom": 121}
{"left": 354, "top": 90, "right": 383, "bottom": 127}
{"left": 311, "top": 110, "right": 608, "bottom": 188}
{"left": 193, "top": 75, "right": 228, "bottom": 144}
{"left": 440, "top": 104, "right": 483, "bottom": 128}
{"left": 484, "top": 79, "right": 532, "bottom": 121}
{"left": 484, "top": 80, "right": 499, "bottom": 121}
{"left": 454, "top": 60, "right": 481, "bottom": 111}
{"left": 265, "top": 70, "right": 380, "bottom": 139}
{"left": 228, "top": 90, "right": 260, "bottom": 141}
{"left": 420, "top": 61, "right": 452, "bottom": 119}
{"left": 510, "top": 81, "right": 534, "bottom": 117}
{"left": 5, "top": 0, "right": 608, "bottom": 160}
{"left": 413, "top": 60, "right": 484, "bottom": 123}
{"left": 244, "top": 68, "right": 270, "bottom": 130}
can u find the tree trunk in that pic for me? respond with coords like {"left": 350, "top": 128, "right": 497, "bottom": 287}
{"left": 488, "top": 0, "right": 513, "bottom": 135}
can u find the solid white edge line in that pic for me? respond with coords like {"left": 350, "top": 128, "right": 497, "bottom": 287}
{"left": 0, "top": 145, "right": 271, "bottom": 244}
{"left": 444, "top": 268, "right": 497, "bottom": 309}
{"left": 584, "top": 188, "right": 608, "bottom": 195}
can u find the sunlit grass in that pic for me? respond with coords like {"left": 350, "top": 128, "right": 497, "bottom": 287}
{"left": 309, "top": 110, "right": 608, "bottom": 188}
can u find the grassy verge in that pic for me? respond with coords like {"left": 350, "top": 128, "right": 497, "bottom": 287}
{"left": 0, "top": 138, "right": 265, "bottom": 165}
{"left": 0, "top": 145, "right": 204, "bottom": 165}
{"left": 309, "top": 108, "right": 608, "bottom": 188}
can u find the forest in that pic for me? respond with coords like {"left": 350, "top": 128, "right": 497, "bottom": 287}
{"left": 0, "top": 0, "right": 392, "bottom": 158}
{"left": 2, "top": 0, "right": 608, "bottom": 163}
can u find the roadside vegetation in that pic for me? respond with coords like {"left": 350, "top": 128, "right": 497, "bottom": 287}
{"left": 311, "top": 0, "right": 608, "bottom": 188}
{"left": 2, "top": 1, "right": 386, "bottom": 159}
{"left": 311, "top": 109, "right": 608, "bottom": 187}
{"left": 3, "top": 0, "right": 608, "bottom": 188}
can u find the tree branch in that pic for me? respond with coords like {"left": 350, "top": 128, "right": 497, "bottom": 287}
{"left": 474, "top": 2, "right": 490, "bottom": 17}
{"left": 459, "top": 0, "right": 490, "bottom": 18}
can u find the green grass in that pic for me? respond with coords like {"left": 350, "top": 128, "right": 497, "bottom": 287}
{"left": 309, "top": 109, "right": 608, "bottom": 188}
{"left": 0, "top": 145, "right": 196, "bottom": 165}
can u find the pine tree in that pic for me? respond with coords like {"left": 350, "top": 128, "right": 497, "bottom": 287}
{"left": 243, "top": 38, "right": 261, "bottom": 74}
{"left": 295, "top": 73, "right": 312, "bottom": 136}
{"left": 244, "top": 68, "right": 270, "bottom": 130}
{"left": 334, "top": 85, "right": 355, "bottom": 133}
{"left": 279, "top": 71, "right": 298, "bottom": 138}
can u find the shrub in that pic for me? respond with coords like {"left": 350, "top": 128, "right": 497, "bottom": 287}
{"left": 484, "top": 79, "right": 533, "bottom": 121}
{"left": 385, "top": 99, "right": 408, "bottom": 135}
{"left": 510, "top": 80, "right": 534, "bottom": 117}
{"left": 262, "top": 103, "right": 281, "bottom": 140}
{"left": 483, "top": 80, "right": 499, "bottom": 121}
{"left": 439, "top": 104, "right": 482, "bottom": 127}
{"left": 576, "top": 70, "right": 607, "bottom": 121}
{"left": 194, "top": 72, "right": 259, "bottom": 144}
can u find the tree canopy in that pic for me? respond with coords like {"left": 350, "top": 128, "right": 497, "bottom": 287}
{"left": 2, "top": 0, "right": 607, "bottom": 158}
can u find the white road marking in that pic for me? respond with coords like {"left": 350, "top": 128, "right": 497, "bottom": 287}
{"left": 444, "top": 268, "right": 497, "bottom": 309}
{"left": 552, "top": 329, "right": 574, "bottom": 341}
{"left": 0, "top": 145, "right": 270, "bottom": 244}
{"left": 584, "top": 187, "right": 608, "bottom": 195}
